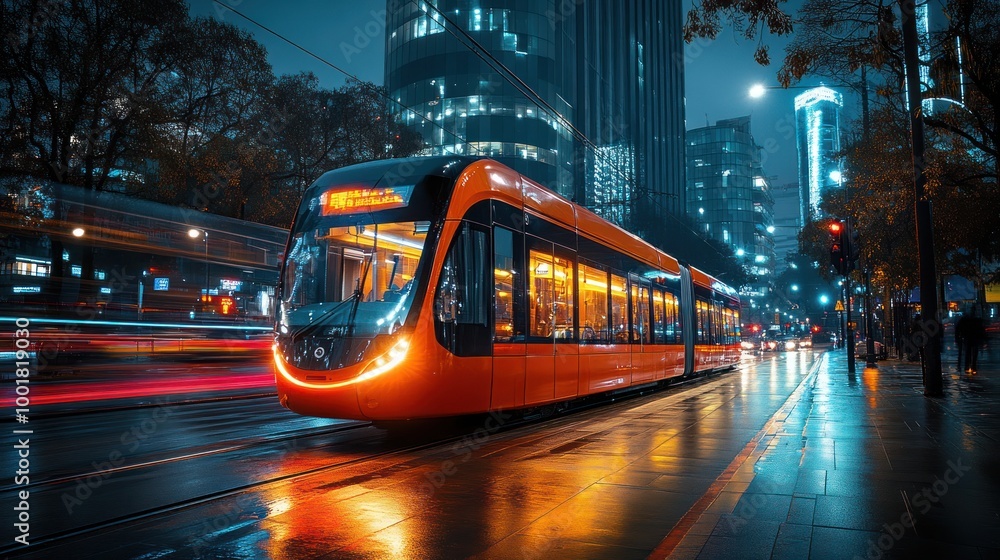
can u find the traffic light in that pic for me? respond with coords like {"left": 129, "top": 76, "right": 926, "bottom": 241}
{"left": 847, "top": 222, "right": 860, "bottom": 271}
{"left": 829, "top": 220, "right": 848, "bottom": 275}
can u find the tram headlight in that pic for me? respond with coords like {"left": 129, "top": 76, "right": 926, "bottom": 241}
{"left": 359, "top": 337, "right": 410, "bottom": 380}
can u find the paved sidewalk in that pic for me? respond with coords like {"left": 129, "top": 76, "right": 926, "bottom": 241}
{"left": 661, "top": 345, "right": 1000, "bottom": 559}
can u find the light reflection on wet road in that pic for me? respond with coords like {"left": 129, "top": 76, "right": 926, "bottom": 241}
{"left": 8, "top": 350, "right": 823, "bottom": 559}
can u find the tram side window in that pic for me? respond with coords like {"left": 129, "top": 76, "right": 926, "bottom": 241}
{"left": 554, "top": 254, "right": 574, "bottom": 339}
{"left": 435, "top": 223, "right": 490, "bottom": 356}
{"left": 527, "top": 245, "right": 575, "bottom": 340}
{"left": 652, "top": 289, "right": 666, "bottom": 344}
{"left": 528, "top": 247, "right": 553, "bottom": 339}
{"left": 632, "top": 281, "right": 650, "bottom": 344}
{"left": 610, "top": 272, "right": 628, "bottom": 343}
{"left": 731, "top": 307, "right": 741, "bottom": 344}
{"left": 655, "top": 289, "right": 680, "bottom": 344}
{"left": 696, "top": 298, "right": 711, "bottom": 345}
{"left": 493, "top": 227, "right": 523, "bottom": 342}
{"left": 671, "top": 292, "right": 683, "bottom": 342}
{"left": 713, "top": 301, "right": 725, "bottom": 345}
{"left": 723, "top": 305, "right": 740, "bottom": 345}
{"left": 578, "top": 263, "right": 609, "bottom": 343}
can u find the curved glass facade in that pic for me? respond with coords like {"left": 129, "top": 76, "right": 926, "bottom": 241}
{"left": 794, "top": 87, "right": 843, "bottom": 224}
{"left": 385, "top": 1, "right": 686, "bottom": 231}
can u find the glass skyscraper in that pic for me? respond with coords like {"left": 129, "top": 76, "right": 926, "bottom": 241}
{"left": 794, "top": 87, "right": 843, "bottom": 225}
{"left": 686, "top": 116, "right": 775, "bottom": 279}
{"left": 384, "top": 1, "right": 687, "bottom": 229}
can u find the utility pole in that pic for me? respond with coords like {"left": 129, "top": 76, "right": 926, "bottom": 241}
{"left": 900, "top": 0, "right": 943, "bottom": 396}
{"left": 865, "top": 268, "right": 877, "bottom": 368}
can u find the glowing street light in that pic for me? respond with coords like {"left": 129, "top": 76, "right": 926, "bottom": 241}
{"left": 188, "top": 228, "right": 210, "bottom": 299}
{"left": 72, "top": 227, "right": 85, "bottom": 237}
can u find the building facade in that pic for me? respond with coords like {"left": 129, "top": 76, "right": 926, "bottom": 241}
{"left": 686, "top": 116, "right": 775, "bottom": 280}
{"left": 794, "top": 87, "right": 843, "bottom": 225}
{"left": 769, "top": 182, "right": 801, "bottom": 275}
{"left": 384, "top": 0, "right": 687, "bottom": 229}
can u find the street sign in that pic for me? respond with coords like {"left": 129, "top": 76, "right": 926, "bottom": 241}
{"left": 835, "top": 300, "right": 845, "bottom": 311}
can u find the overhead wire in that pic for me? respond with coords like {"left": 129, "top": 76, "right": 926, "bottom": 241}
{"left": 414, "top": 2, "right": 732, "bottom": 261}
{"left": 211, "top": 0, "right": 484, "bottom": 155}
{"left": 211, "top": 0, "right": 733, "bottom": 263}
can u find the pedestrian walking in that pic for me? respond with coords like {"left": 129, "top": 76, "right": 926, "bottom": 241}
{"left": 907, "top": 313, "right": 923, "bottom": 362}
{"left": 956, "top": 312, "right": 970, "bottom": 372}
{"left": 965, "top": 310, "right": 986, "bottom": 374}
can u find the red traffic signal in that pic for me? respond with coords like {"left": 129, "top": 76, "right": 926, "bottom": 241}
{"left": 829, "top": 221, "right": 843, "bottom": 234}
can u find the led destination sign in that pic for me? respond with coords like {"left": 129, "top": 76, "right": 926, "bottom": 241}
{"left": 321, "top": 185, "right": 413, "bottom": 216}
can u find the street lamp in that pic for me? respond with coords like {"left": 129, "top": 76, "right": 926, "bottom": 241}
{"left": 188, "top": 228, "right": 210, "bottom": 301}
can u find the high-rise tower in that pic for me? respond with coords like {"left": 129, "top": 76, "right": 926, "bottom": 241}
{"left": 686, "top": 116, "right": 775, "bottom": 278}
{"left": 794, "top": 86, "right": 843, "bottom": 224}
{"left": 384, "top": 1, "right": 687, "bottom": 230}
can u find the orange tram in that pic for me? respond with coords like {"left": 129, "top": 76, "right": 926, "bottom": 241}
{"left": 274, "top": 157, "right": 741, "bottom": 420}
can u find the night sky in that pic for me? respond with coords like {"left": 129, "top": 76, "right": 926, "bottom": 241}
{"left": 186, "top": 0, "right": 845, "bottom": 188}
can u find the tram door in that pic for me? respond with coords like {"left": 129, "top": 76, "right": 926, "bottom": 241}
{"left": 492, "top": 226, "right": 526, "bottom": 410}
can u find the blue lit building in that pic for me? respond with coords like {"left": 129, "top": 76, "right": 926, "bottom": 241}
{"left": 794, "top": 86, "right": 843, "bottom": 224}
{"left": 686, "top": 116, "right": 775, "bottom": 279}
{"left": 384, "top": 1, "right": 687, "bottom": 229}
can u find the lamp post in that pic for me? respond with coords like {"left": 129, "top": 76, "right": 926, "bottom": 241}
{"left": 188, "top": 228, "right": 209, "bottom": 300}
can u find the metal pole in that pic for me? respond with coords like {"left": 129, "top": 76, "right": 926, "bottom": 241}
{"left": 900, "top": 0, "right": 943, "bottom": 396}
{"left": 846, "top": 273, "right": 855, "bottom": 373}
{"left": 865, "top": 268, "right": 877, "bottom": 368}
{"left": 204, "top": 231, "right": 210, "bottom": 296}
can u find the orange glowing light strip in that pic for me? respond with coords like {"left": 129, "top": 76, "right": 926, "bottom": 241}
{"left": 321, "top": 186, "right": 411, "bottom": 216}
{"left": 272, "top": 339, "right": 409, "bottom": 389}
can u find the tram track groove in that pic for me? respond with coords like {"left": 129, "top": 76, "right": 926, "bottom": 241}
{"left": 0, "top": 424, "right": 499, "bottom": 557}
{"left": 0, "top": 421, "right": 370, "bottom": 494}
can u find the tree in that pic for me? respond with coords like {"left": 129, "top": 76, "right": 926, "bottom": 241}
{"left": 145, "top": 16, "right": 274, "bottom": 210}
{"left": 684, "top": 0, "right": 794, "bottom": 64}
{"left": 266, "top": 72, "right": 344, "bottom": 196}
{"left": 0, "top": 0, "right": 189, "bottom": 190}
{"left": 336, "top": 79, "right": 423, "bottom": 164}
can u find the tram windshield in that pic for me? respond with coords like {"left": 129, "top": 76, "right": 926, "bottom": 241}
{"left": 278, "top": 219, "right": 429, "bottom": 338}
